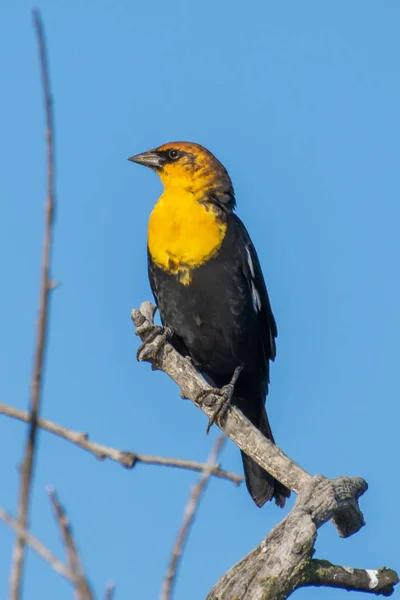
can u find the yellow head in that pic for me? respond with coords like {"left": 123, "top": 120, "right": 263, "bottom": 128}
{"left": 128, "top": 141, "right": 235, "bottom": 210}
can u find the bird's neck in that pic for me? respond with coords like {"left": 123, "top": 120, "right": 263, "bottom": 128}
{"left": 147, "top": 188, "right": 227, "bottom": 286}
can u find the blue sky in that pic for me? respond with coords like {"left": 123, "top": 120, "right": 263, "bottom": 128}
{"left": 0, "top": 1, "right": 399, "bottom": 598}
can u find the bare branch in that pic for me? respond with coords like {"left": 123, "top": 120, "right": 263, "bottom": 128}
{"left": 9, "top": 10, "right": 56, "bottom": 599}
{"left": 0, "top": 508, "right": 75, "bottom": 584}
{"left": 302, "top": 559, "right": 399, "bottom": 596}
{"left": 48, "top": 488, "right": 94, "bottom": 600}
{"left": 0, "top": 402, "right": 242, "bottom": 484}
{"left": 132, "top": 303, "right": 398, "bottom": 598}
{"left": 206, "top": 476, "right": 397, "bottom": 600}
{"left": 161, "top": 435, "right": 226, "bottom": 600}
{"left": 131, "top": 302, "right": 365, "bottom": 538}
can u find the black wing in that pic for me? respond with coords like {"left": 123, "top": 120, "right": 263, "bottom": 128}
{"left": 147, "top": 248, "right": 161, "bottom": 309}
{"left": 233, "top": 214, "right": 277, "bottom": 363}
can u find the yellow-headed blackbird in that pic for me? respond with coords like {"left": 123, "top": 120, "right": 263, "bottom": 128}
{"left": 129, "top": 142, "right": 290, "bottom": 508}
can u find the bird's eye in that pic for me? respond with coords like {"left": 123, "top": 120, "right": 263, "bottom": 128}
{"left": 168, "top": 149, "right": 179, "bottom": 160}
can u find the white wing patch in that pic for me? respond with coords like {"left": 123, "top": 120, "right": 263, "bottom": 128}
{"left": 245, "top": 246, "right": 262, "bottom": 312}
{"left": 251, "top": 282, "right": 262, "bottom": 312}
{"left": 245, "top": 246, "right": 255, "bottom": 277}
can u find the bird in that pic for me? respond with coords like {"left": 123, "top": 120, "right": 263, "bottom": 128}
{"left": 128, "top": 141, "right": 290, "bottom": 508}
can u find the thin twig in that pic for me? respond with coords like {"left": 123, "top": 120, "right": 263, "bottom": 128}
{"left": 0, "top": 402, "right": 242, "bottom": 484}
{"left": 104, "top": 581, "right": 116, "bottom": 600}
{"left": 48, "top": 487, "right": 94, "bottom": 600}
{"left": 9, "top": 10, "right": 56, "bottom": 600}
{"left": 0, "top": 508, "right": 75, "bottom": 583}
{"left": 160, "top": 435, "right": 226, "bottom": 600}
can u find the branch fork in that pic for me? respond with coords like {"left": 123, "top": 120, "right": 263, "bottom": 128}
{"left": 132, "top": 301, "right": 399, "bottom": 599}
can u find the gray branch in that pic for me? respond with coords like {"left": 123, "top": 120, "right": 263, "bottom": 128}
{"left": 206, "top": 477, "right": 398, "bottom": 599}
{"left": 302, "top": 560, "right": 398, "bottom": 596}
{"left": 0, "top": 402, "right": 242, "bottom": 484}
{"left": 132, "top": 302, "right": 399, "bottom": 599}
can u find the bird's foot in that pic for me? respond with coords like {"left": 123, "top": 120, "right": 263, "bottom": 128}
{"left": 136, "top": 325, "right": 172, "bottom": 365}
{"left": 197, "top": 365, "right": 243, "bottom": 434}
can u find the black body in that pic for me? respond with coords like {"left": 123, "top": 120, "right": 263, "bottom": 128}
{"left": 148, "top": 212, "right": 290, "bottom": 507}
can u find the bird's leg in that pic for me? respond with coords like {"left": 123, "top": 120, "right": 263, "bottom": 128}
{"left": 197, "top": 365, "right": 243, "bottom": 434}
{"left": 136, "top": 325, "right": 172, "bottom": 364}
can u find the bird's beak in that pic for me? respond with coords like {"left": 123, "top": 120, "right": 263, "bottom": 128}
{"left": 128, "top": 150, "right": 164, "bottom": 169}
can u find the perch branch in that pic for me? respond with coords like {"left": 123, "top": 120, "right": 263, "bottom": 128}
{"left": 0, "top": 508, "right": 75, "bottom": 584}
{"left": 132, "top": 302, "right": 398, "bottom": 598}
{"left": 10, "top": 10, "right": 56, "bottom": 600}
{"left": 0, "top": 402, "right": 242, "bottom": 484}
{"left": 131, "top": 302, "right": 365, "bottom": 537}
{"left": 48, "top": 487, "right": 94, "bottom": 600}
{"left": 160, "top": 435, "right": 226, "bottom": 600}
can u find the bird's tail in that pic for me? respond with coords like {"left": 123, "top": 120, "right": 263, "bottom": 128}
{"left": 234, "top": 397, "right": 291, "bottom": 508}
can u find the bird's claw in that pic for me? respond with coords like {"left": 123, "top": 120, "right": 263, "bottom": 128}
{"left": 136, "top": 325, "right": 171, "bottom": 363}
{"left": 197, "top": 365, "right": 244, "bottom": 434}
{"left": 205, "top": 384, "right": 235, "bottom": 434}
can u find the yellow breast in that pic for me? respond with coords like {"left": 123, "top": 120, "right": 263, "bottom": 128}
{"left": 148, "top": 190, "right": 227, "bottom": 286}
